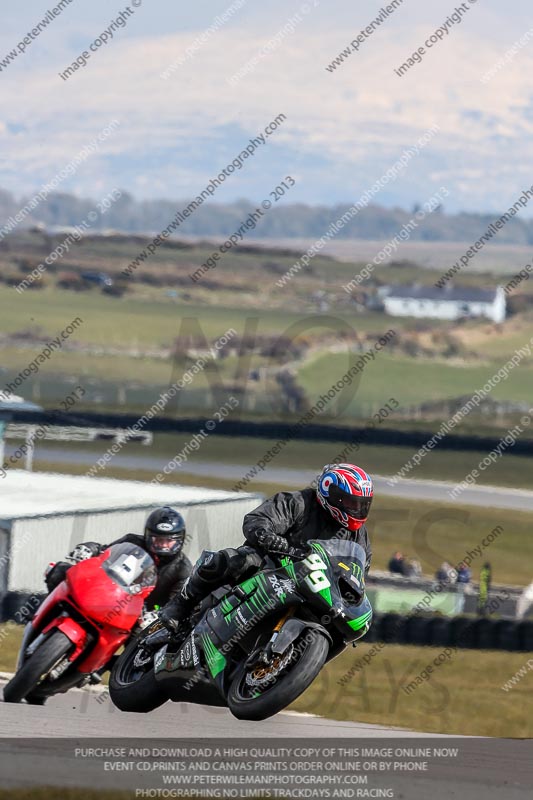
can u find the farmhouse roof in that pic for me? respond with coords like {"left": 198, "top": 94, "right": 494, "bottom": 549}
{"left": 385, "top": 285, "right": 498, "bottom": 303}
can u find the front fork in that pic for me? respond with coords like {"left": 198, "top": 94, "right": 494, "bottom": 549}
{"left": 16, "top": 623, "right": 36, "bottom": 670}
{"left": 255, "top": 609, "right": 295, "bottom": 665}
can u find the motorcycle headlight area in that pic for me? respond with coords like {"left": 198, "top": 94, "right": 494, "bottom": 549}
{"left": 338, "top": 572, "right": 365, "bottom": 607}
{"left": 103, "top": 548, "right": 157, "bottom": 593}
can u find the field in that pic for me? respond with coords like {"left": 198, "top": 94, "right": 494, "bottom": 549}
{"left": 293, "top": 641, "right": 533, "bottom": 738}
{"left": 298, "top": 350, "right": 533, "bottom": 410}
{"left": 0, "top": 281, "right": 410, "bottom": 417}
{"left": 3, "top": 231, "right": 533, "bottom": 427}
{"left": 2, "top": 285, "right": 399, "bottom": 345}
{"left": 4, "top": 283, "right": 533, "bottom": 420}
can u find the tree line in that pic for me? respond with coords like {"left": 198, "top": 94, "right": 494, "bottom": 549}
{"left": 2, "top": 187, "right": 533, "bottom": 243}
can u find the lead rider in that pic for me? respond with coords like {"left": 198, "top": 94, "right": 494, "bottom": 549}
{"left": 159, "top": 463, "right": 374, "bottom": 633}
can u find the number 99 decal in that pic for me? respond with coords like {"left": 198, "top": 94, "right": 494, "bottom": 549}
{"left": 303, "top": 553, "right": 331, "bottom": 593}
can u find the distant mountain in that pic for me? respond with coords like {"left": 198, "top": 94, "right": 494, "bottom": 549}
{"left": 2, "top": 188, "right": 533, "bottom": 245}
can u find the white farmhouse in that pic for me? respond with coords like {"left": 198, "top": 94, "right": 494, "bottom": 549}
{"left": 382, "top": 285, "right": 506, "bottom": 323}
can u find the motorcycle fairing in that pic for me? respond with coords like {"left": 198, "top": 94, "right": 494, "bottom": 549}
{"left": 155, "top": 568, "right": 300, "bottom": 695}
{"left": 154, "top": 539, "right": 373, "bottom": 701}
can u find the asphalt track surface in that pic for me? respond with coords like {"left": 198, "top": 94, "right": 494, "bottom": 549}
{"left": 0, "top": 678, "right": 442, "bottom": 739}
{"left": 1, "top": 681, "right": 533, "bottom": 799}
{"left": 12, "top": 445, "right": 533, "bottom": 512}
{"left": 0, "top": 681, "right": 533, "bottom": 800}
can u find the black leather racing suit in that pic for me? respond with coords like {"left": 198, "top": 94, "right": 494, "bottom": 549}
{"left": 163, "top": 487, "right": 372, "bottom": 619}
{"left": 242, "top": 488, "right": 372, "bottom": 571}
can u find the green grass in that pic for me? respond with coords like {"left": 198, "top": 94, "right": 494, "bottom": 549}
{"left": 0, "top": 346, "right": 175, "bottom": 384}
{"left": 369, "top": 495, "right": 533, "bottom": 586}
{"left": 0, "top": 621, "right": 24, "bottom": 672}
{"left": 298, "top": 351, "right": 533, "bottom": 411}
{"left": 291, "top": 641, "right": 533, "bottom": 737}
{"left": 1, "top": 282, "right": 406, "bottom": 403}
{"left": 0, "top": 285, "right": 400, "bottom": 346}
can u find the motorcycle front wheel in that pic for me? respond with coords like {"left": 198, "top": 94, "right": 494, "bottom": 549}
{"left": 227, "top": 628, "right": 329, "bottom": 721}
{"left": 109, "top": 636, "right": 168, "bottom": 713}
{"left": 3, "top": 630, "right": 72, "bottom": 704}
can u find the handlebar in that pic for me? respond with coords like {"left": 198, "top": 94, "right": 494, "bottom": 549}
{"left": 271, "top": 546, "right": 310, "bottom": 561}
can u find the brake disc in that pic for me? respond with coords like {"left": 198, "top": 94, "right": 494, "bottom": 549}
{"left": 245, "top": 646, "right": 294, "bottom": 688}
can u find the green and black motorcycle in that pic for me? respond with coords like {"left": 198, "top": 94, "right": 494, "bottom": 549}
{"left": 109, "top": 538, "right": 372, "bottom": 721}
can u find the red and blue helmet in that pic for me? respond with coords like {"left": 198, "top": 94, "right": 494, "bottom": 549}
{"left": 316, "top": 464, "right": 374, "bottom": 531}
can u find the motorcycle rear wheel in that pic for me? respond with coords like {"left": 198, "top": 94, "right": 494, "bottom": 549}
{"left": 3, "top": 631, "right": 72, "bottom": 704}
{"left": 227, "top": 629, "right": 329, "bottom": 721}
{"left": 109, "top": 636, "right": 168, "bottom": 713}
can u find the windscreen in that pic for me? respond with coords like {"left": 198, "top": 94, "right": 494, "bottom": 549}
{"left": 316, "top": 538, "right": 367, "bottom": 569}
{"left": 314, "top": 538, "right": 367, "bottom": 602}
{"left": 102, "top": 543, "right": 157, "bottom": 593}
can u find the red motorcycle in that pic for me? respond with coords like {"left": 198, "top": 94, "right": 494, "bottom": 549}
{"left": 3, "top": 543, "right": 157, "bottom": 704}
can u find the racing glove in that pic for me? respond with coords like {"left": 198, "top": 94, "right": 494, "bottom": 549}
{"left": 255, "top": 530, "right": 290, "bottom": 554}
{"left": 68, "top": 542, "right": 102, "bottom": 563}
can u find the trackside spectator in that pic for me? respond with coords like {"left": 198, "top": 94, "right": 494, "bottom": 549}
{"left": 388, "top": 551, "right": 408, "bottom": 576}
{"left": 457, "top": 562, "right": 472, "bottom": 584}
{"left": 436, "top": 561, "right": 457, "bottom": 584}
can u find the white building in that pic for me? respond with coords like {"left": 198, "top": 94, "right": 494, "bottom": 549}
{"left": 0, "top": 470, "right": 262, "bottom": 601}
{"left": 382, "top": 285, "right": 506, "bottom": 323}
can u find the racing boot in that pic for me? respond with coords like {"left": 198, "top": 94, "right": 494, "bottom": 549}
{"left": 159, "top": 551, "right": 228, "bottom": 634}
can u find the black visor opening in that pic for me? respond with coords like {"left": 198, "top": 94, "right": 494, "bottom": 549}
{"left": 328, "top": 485, "right": 372, "bottom": 519}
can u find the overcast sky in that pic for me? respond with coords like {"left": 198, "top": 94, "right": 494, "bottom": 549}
{"left": 2, "top": 0, "right": 533, "bottom": 214}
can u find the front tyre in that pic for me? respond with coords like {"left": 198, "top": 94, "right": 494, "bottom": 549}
{"left": 109, "top": 636, "right": 168, "bottom": 713}
{"left": 227, "top": 629, "right": 329, "bottom": 721}
{"left": 3, "top": 631, "right": 72, "bottom": 704}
